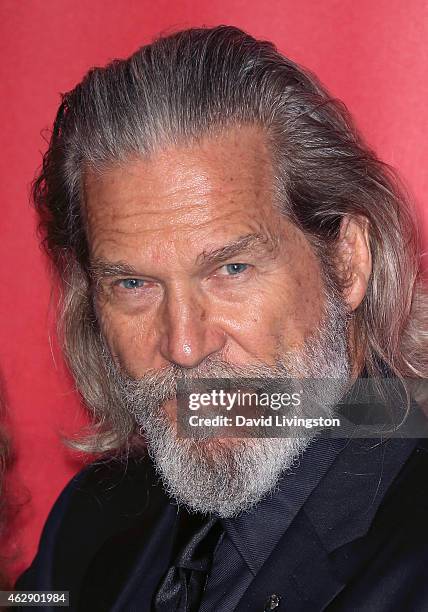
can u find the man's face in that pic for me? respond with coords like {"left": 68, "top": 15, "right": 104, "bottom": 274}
{"left": 85, "top": 125, "right": 326, "bottom": 390}
{"left": 83, "top": 125, "right": 351, "bottom": 516}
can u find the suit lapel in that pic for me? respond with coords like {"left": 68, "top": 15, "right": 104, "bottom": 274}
{"left": 234, "top": 509, "right": 345, "bottom": 612}
{"left": 235, "top": 437, "right": 418, "bottom": 611}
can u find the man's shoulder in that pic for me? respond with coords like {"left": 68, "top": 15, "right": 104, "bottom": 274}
{"left": 61, "top": 451, "right": 164, "bottom": 515}
{"left": 326, "top": 439, "right": 428, "bottom": 610}
{"left": 373, "top": 437, "right": 428, "bottom": 530}
{"left": 16, "top": 451, "right": 169, "bottom": 591}
{"left": 53, "top": 451, "right": 166, "bottom": 536}
{"left": 330, "top": 438, "right": 428, "bottom": 588}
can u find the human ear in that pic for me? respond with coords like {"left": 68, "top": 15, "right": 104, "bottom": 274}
{"left": 336, "top": 215, "right": 372, "bottom": 311}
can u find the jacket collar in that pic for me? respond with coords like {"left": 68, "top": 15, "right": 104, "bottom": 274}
{"left": 221, "top": 436, "right": 347, "bottom": 575}
{"left": 234, "top": 435, "right": 419, "bottom": 611}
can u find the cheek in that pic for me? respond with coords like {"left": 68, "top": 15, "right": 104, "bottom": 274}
{"left": 96, "top": 302, "right": 156, "bottom": 375}
{"left": 217, "top": 274, "right": 322, "bottom": 362}
{"left": 277, "top": 263, "right": 325, "bottom": 349}
{"left": 267, "top": 290, "right": 323, "bottom": 352}
{"left": 244, "top": 252, "right": 325, "bottom": 355}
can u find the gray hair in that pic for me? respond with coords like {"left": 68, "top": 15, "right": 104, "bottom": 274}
{"left": 33, "top": 26, "right": 427, "bottom": 453}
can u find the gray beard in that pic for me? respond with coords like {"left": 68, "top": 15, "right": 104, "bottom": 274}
{"left": 104, "top": 288, "right": 351, "bottom": 518}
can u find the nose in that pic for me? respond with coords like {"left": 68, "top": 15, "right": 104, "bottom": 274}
{"left": 158, "top": 286, "right": 226, "bottom": 368}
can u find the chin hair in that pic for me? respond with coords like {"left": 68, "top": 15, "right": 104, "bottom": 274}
{"left": 144, "top": 424, "right": 311, "bottom": 517}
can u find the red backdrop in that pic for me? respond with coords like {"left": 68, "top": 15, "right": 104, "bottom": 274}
{"left": 1, "top": 0, "right": 427, "bottom": 582}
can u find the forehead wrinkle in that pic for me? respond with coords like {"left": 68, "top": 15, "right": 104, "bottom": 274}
{"left": 89, "top": 195, "right": 265, "bottom": 244}
{"left": 86, "top": 189, "right": 260, "bottom": 232}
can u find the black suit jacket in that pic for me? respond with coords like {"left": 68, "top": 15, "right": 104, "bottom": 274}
{"left": 16, "top": 436, "right": 428, "bottom": 611}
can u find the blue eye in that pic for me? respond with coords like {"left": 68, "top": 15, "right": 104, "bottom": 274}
{"left": 224, "top": 263, "right": 248, "bottom": 275}
{"left": 119, "top": 279, "right": 145, "bottom": 290}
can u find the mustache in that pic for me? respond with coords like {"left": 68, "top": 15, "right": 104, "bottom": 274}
{"left": 108, "top": 352, "right": 291, "bottom": 402}
{"left": 144, "top": 355, "right": 287, "bottom": 380}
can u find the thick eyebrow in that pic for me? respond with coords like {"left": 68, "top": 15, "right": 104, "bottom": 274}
{"left": 195, "top": 232, "right": 280, "bottom": 267}
{"left": 89, "top": 260, "right": 142, "bottom": 285}
{"left": 89, "top": 232, "right": 280, "bottom": 284}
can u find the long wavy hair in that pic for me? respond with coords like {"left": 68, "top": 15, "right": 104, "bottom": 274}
{"left": 33, "top": 26, "right": 427, "bottom": 453}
